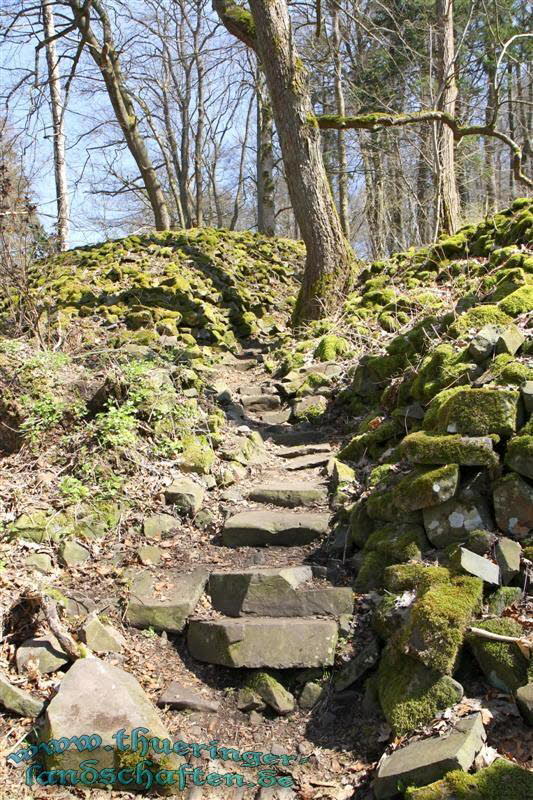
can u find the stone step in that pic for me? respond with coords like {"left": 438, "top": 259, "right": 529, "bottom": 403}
{"left": 285, "top": 452, "right": 332, "bottom": 470}
{"left": 222, "top": 510, "right": 330, "bottom": 547}
{"left": 126, "top": 569, "right": 208, "bottom": 632}
{"left": 209, "top": 566, "right": 353, "bottom": 618}
{"left": 254, "top": 408, "right": 292, "bottom": 425}
{"left": 266, "top": 429, "right": 332, "bottom": 447}
{"left": 187, "top": 617, "right": 338, "bottom": 668}
{"left": 277, "top": 442, "right": 332, "bottom": 459}
{"left": 248, "top": 482, "right": 328, "bottom": 508}
{"left": 241, "top": 394, "right": 281, "bottom": 411}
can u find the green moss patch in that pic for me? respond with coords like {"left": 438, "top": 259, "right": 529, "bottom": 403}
{"left": 401, "top": 576, "right": 483, "bottom": 673}
{"left": 466, "top": 618, "right": 529, "bottom": 693}
{"left": 425, "top": 387, "right": 519, "bottom": 436}
{"left": 400, "top": 431, "right": 499, "bottom": 468}
{"left": 377, "top": 648, "right": 463, "bottom": 736}
{"left": 406, "top": 758, "right": 533, "bottom": 800}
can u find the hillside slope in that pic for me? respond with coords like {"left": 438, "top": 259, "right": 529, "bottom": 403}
{"left": 0, "top": 200, "right": 531, "bottom": 799}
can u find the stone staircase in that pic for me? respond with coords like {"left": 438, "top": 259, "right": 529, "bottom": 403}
{"left": 179, "top": 347, "right": 352, "bottom": 675}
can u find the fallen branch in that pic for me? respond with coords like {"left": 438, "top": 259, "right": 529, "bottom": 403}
{"left": 41, "top": 595, "right": 91, "bottom": 660}
{"left": 468, "top": 626, "right": 532, "bottom": 659}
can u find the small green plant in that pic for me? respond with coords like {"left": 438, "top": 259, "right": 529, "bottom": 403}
{"left": 94, "top": 402, "right": 137, "bottom": 448}
{"left": 19, "top": 393, "right": 65, "bottom": 441}
{"left": 141, "top": 626, "right": 157, "bottom": 638}
{"left": 59, "top": 476, "right": 90, "bottom": 503}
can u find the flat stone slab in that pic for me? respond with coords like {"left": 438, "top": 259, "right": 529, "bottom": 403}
{"left": 164, "top": 478, "right": 205, "bottom": 513}
{"left": 222, "top": 511, "right": 330, "bottom": 547}
{"left": 0, "top": 672, "right": 44, "bottom": 717}
{"left": 241, "top": 394, "right": 281, "bottom": 411}
{"left": 16, "top": 634, "right": 68, "bottom": 675}
{"left": 157, "top": 682, "right": 219, "bottom": 712}
{"left": 188, "top": 617, "right": 338, "bottom": 668}
{"left": 41, "top": 658, "right": 182, "bottom": 780}
{"left": 516, "top": 683, "right": 533, "bottom": 726}
{"left": 209, "top": 567, "right": 353, "bottom": 617}
{"left": 248, "top": 483, "right": 327, "bottom": 508}
{"left": 255, "top": 408, "right": 292, "bottom": 425}
{"left": 493, "top": 473, "right": 533, "bottom": 540}
{"left": 126, "top": 569, "right": 208, "bottom": 632}
{"left": 373, "top": 713, "right": 486, "bottom": 798}
{"left": 456, "top": 547, "right": 500, "bottom": 585}
{"left": 278, "top": 443, "right": 332, "bottom": 459}
{"left": 334, "top": 639, "right": 380, "bottom": 692}
{"left": 267, "top": 430, "right": 331, "bottom": 447}
{"left": 285, "top": 453, "right": 332, "bottom": 471}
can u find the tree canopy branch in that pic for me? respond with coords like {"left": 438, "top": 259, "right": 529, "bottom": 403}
{"left": 316, "top": 111, "right": 532, "bottom": 189}
{"left": 212, "top": 0, "right": 257, "bottom": 50}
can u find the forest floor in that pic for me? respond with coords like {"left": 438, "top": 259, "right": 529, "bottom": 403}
{"left": 1, "top": 339, "right": 531, "bottom": 800}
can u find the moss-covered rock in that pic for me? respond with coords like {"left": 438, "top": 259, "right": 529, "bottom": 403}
{"left": 498, "top": 285, "right": 533, "bottom": 316}
{"left": 401, "top": 576, "right": 483, "bottom": 673}
{"left": 400, "top": 431, "right": 499, "bottom": 468}
{"left": 447, "top": 305, "right": 512, "bottom": 338}
{"left": 391, "top": 464, "right": 459, "bottom": 512}
{"left": 383, "top": 563, "right": 451, "bottom": 594}
{"left": 466, "top": 618, "right": 529, "bottom": 693}
{"left": 425, "top": 387, "right": 519, "bottom": 436}
{"left": 314, "top": 334, "right": 351, "bottom": 362}
{"left": 355, "top": 524, "right": 429, "bottom": 591}
{"left": 377, "top": 648, "right": 464, "bottom": 736}
{"left": 405, "top": 758, "right": 533, "bottom": 800}
{"left": 340, "top": 419, "right": 400, "bottom": 461}
{"left": 506, "top": 434, "right": 533, "bottom": 480}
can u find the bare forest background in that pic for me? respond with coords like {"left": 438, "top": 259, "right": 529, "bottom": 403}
{"left": 1, "top": 0, "right": 531, "bottom": 271}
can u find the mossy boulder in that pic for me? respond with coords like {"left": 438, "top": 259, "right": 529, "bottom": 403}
{"left": 383, "top": 564, "right": 451, "bottom": 594}
{"left": 355, "top": 524, "right": 429, "bottom": 591}
{"left": 411, "top": 345, "right": 480, "bottom": 403}
{"left": 179, "top": 435, "right": 216, "bottom": 475}
{"left": 498, "top": 285, "right": 533, "bottom": 316}
{"left": 400, "top": 431, "right": 499, "bottom": 468}
{"left": 377, "top": 648, "right": 464, "bottom": 736}
{"left": 245, "top": 671, "right": 295, "bottom": 715}
{"left": 506, "top": 434, "right": 533, "bottom": 480}
{"left": 447, "top": 305, "right": 512, "bottom": 338}
{"left": 340, "top": 419, "right": 400, "bottom": 461}
{"left": 425, "top": 387, "right": 519, "bottom": 436}
{"left": 391, "top": 464, "right": 459, "bottom": 512}
{"left": 493, "top": 472, "right": 533, "bottom": 540}
{"left": 466, "top": 618, "right": 529, "bottom": 693}
{"left": 314, "top": 334, "right": 351, "bottom": 362}
{"left": 401, "top": 576, "right": 483, "bottom": 673}
{"left": 405, "top": 758, "right": 533, "bottom": 800}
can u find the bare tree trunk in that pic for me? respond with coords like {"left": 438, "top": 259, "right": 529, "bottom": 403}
{"left": 436, "top": 0, "right": 460, "bottom": 234}
{"left": 214, "top": 0, "right": 355, "bottom": 324}
{"left": 331, "top": 4, "right": 349, "bottom": 238}
{"left": 42, "top": 0, "right": 69, "bottom": 250}
{"left": 193, "top": 17, "right": 205, "bottom": 227}
{"left": 484, "top": 63, "right": 497, "bottom": 213}
{"left": 230, "top": 94, "right": 254, "bottom": 230}
{"left": 508, "top": 62, "right": 515, "bottom": 198}
{"left": 67, "top": 0, "right": 170, "bottom": 231}
{"left": 256, "top": 66, "right": 275, "bottom": 236}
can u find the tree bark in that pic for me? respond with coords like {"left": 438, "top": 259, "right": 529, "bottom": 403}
{"left": 484, "top": 62, "right": 497, "bottom": 213}
{"left": 214, "top": 0, "right": 356, "bottom": 324}
{"left": 435, "top": 0, "right": 460, "bottom": 234}
{"left": 331, "top": 4, "right": 350, "bottom": 239}
{"left": 256, "top": 66, "right": 275, "bottom": 236}
{"left": 67, "top": 0, "right": 170, "bottom": 231}
{"left": 42, "top": 0, "right": 69, "bottom": 251}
